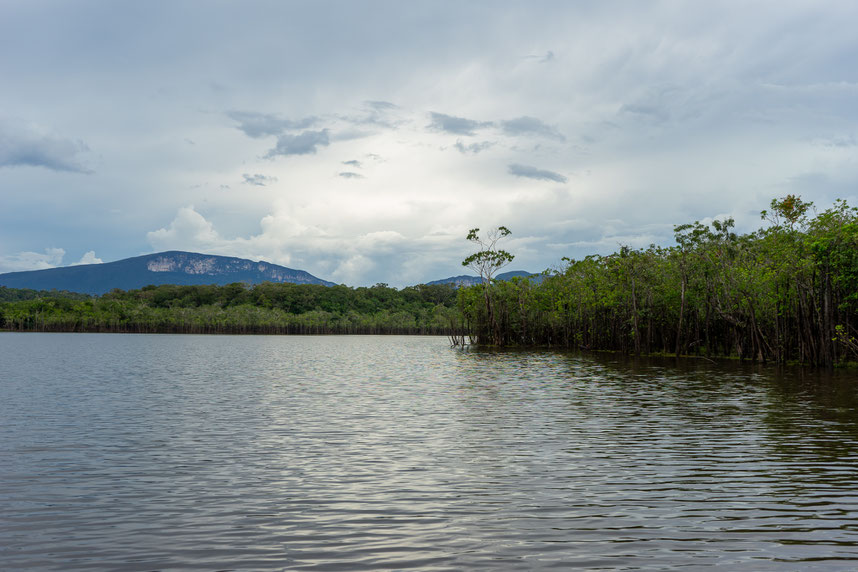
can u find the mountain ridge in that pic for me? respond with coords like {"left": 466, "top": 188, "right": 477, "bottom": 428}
{"left": 427, "top": 270, "right": 543, "bottom": 287}
{"left": 0, "top": 251, "right": 336, "bottom": 295}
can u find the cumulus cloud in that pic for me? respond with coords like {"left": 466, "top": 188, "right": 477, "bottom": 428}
{"left": 508, "top": 164, "right": 568, "bottom": 183}
{"left": 342, "top": 159, "right": 362, "bottom": 167}
{"left": 146, "top": 206, "right": 222, "bottom": 252}
{"left": 501, "top": 116, "right": 565, "bottom": 141}
{"left": 454, "top": 139, "right": 495, "bottom": 154}
{"left": 8, "top": 3, "right": 858, "bottom": 288}
{"left": 0, "top": 248, "right": 104, "bottom": 273}
{"left": 71, "top": 251, "right": 103, "bottom": 265}
{"left": 0, "top": 248, "right": 66, "bottom": 272}
{"left": 264, "top": 130, "right": 330, "bottom": 158}
{"left": 227, "top": 111, "right": 318, "bottom": 138}
{"left": 0, "top": 120, "right": 91, "bottom": 173}
{"left": 144, "top": 208, "right": 455, "bottom": 286}
{"left": 355, "top": 230, "right": 406, "bottom": 254}
{"left": 339, "top": 172, "right": 364, "bottom": 179}
{"left": 428, "top": 112, "right": 493, "bottom": 135}
{"left": 242, "top": 173, "right": 278, "bottom": 186}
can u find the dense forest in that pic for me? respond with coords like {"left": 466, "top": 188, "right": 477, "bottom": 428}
{"left": 458, "top": 196, "right": 858, "bottom": 367}
{"left": 0, "top": 282, "right": 459, "bottom": 335}
{"left": 0, "top": 286, "right": 90, "bottom": 302}
{"left": 3, "top": 195, "right": 857, "bottom": 367}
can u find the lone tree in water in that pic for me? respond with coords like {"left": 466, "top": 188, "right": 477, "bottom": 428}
{"left": 462, "top": 226, "right": 514, "bottom": 345}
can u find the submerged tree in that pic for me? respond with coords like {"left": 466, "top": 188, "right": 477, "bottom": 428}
{"left": 453, "top": 196, "right": 858, "bottom": 366}
{"left": 462, "top": 226, "right": 514, "bottom": 345}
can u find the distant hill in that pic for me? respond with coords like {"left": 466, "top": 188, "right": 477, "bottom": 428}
{"left": 0, "top": 251, "right": 335, "bottom": 295}
{"left": 427, "top": 270, "right": 543, "bottom": 287}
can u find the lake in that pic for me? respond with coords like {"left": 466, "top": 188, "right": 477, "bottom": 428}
{"left": 2, "top": 333, "right": 858, "bottom": 570}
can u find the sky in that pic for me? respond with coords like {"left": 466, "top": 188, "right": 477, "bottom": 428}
{"left": 2, "top": 1, "right": 857, "bottom": 286}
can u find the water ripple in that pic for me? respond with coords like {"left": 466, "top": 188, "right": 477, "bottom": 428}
{"left": 3, "top": 333, "right": 858, "bottom": 570}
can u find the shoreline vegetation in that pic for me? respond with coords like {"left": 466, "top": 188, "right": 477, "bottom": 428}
{"left": 0, "top": 283, "right": 460, "bottom": 336}
{"left": 2, "top": 196, "right": 857, "bottom": 367}
{"left": 458, "top": 196, "right": 858, "bottom": 368}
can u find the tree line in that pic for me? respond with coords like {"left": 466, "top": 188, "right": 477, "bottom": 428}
{"left": 458, "top": 196, "right": 858, "bottom": 367}
{"left": 0, "top": 286, "right": 90, "bottom": 302}
{"left": 0, "top": 281, "right": 460, "bottom": 335}
{"left": 4, "top": 195, "right": 857, "bottom": 366}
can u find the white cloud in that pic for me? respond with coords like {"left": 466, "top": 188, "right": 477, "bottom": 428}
{"left": 145, "top": 207, "right": 456, "bottom": 285}
{"left": 4, "top": 2, "right": 858, "bottom": 287}
{"left": 146, "top": 207, "right": 223, "bottom": 252}
{"left": 0, "top": 248, "right": 66, "bottom": 273}
{"left": 72, "top": 251, "right": 103, "bottom": 265}
{"left": 0, "top": 248, "right": 102, "bottom": 273}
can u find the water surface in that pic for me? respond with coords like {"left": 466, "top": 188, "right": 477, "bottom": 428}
{"left": 2, "top": 333, "right": 858, "bottom": 570}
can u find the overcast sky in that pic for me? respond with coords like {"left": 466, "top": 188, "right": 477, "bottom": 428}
{"left": 2, "top": 1, "right": 857, "bottom": 286}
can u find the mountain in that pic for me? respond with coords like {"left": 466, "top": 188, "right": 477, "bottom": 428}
{"left": 0, "top": 251, "right": 336, "bottom": 295}
{"left": 427, "top": 270, "right": 543, "bottom": 287}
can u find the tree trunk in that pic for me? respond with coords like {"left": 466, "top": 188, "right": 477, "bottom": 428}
{"left": 676, "top": 274, "right": 686, "bottom": 357}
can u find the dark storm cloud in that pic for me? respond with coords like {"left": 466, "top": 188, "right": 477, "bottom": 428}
{"left": 264, "top": 130, "right": 330, "bottom": 158}
{"left": 227, "top": 111, "right": 318, "bottom": 138}
{"left": 0, "top": 121, "right": 91, "bottom": 173}
{"left": 428, "top": 112, "right": 493, "bottom": 136}
{"left": 454, "top": 140, "right": 494, "bottom": 154}
{"left": 501, "top": 116, "right": 565, "bottom": 141}
{"left": 508, "top": 164, "right": 567, "bottom": 183}
{"left": 339, "top": 172, "right": 364, "bottom": 179}
{"left": 242, "top": 173, "right": 278, "bottom": 186}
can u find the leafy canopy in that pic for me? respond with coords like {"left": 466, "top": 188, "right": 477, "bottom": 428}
{"left": 462, "top": 226, "right": 514, "bottom": 283}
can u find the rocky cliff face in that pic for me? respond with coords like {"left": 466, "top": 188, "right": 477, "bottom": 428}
{"left": 143, "top": 252, "right": 323, "bottom": 283}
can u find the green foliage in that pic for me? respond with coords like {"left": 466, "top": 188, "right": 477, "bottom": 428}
{"left": 761, "top": 194, "right": 814, "bottom": 230}
{"left": 7, "top": 196, "right": 858, "bottom": 367}
{"left": 461, "top": 226, "right": 515, "bottom": 345}
{"left": 1, "top": 281, "right": 459, "bottom": 335}
{"left": 462, "top": 226, "right": 514, "bottom": 282}
{"left": 458, "top": 197, "right": 858, "bottom": 366}
{"left": 0, "top": 286, "right": 90, "bottom": 302}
